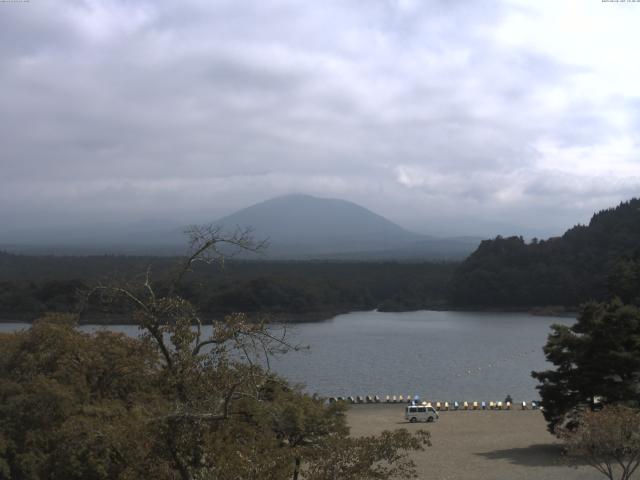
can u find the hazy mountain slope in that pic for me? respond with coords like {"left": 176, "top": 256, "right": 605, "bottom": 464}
{"left": 1, "top": 194, "right": 480, "bottom": 260}
{"left": 313, "top": 236, "right": 482, "bottom": 261}
{"left": 215, "top": 194, "right": 424, "bottom": 255}
{"left": 0, "top": 219, "right": 186, "bottom": 254}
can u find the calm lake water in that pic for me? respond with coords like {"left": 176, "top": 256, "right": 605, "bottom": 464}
{"left": 1, "top": 310, "right": 574, "bottom": 402}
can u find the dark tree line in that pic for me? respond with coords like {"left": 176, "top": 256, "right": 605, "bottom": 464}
{"left": 450, "top": 198, "right": 640, "bottom": 308}
{"left": 0, "top": 256, "right": 455, "bottom": 322}
{"left": 3, "top": 197, "right": 640, "bottom": 320}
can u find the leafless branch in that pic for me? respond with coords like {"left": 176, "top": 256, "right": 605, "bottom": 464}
{"left": 171, "top": 224, "right": 268, "bottom": 292}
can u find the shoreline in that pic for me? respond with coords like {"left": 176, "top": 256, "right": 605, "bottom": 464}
{"left": 0, "top": 305, "right": 577, "bottom": 325}
{"left": 0, "top": 309, "right": 352, "bottom": 325}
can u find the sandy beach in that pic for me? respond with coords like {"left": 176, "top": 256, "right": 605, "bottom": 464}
{"left": 347, "top": 404, "right": 602, "bottom": 480}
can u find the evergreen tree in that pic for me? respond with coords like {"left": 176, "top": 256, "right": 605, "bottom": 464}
{"left": 532, "top": 300, "right": 640, "bottom": 433}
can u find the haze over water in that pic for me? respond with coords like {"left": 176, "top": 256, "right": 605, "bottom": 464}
{"left": 1, "top": 310, "right": 573, "bottom": 402}
{"left": 269, "top": 310, "right": 574, "bottom": 402}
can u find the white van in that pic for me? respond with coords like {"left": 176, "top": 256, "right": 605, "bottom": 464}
{"left": 405, "top": 405, "right": 438, "bottom": 423}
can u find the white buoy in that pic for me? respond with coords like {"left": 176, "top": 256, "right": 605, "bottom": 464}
{"left": 436, "top": 401, "right": 442, "bottom": 411}
{"left": 521, "top": 401, "right": 527, "bottom": 410}
{"left": 398, "top": 395, "right": 404, "bottom": 403}
{"left": 444, "top": 401, "right": 449, "bottom": 411}
{"left": 454, "top": 401, "right": 460, "bottom": 410}
{"left": 497, "top": 401, "right": 503, "bottom": 410}
{"left": 506, "top": 402, "right": 511, "bottom": 410}
{"left": 385, "top": 395, "right": 390, "bottom": 403}
{"left": 392, "top": 395, "right": 397, "bottom": 403}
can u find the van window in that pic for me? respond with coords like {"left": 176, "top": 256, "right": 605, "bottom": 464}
{"left": 417, "top": 407, "right": 426, "bottom": 413}
{"left": 408, "top": 407, "right": 417, "bottom": 413}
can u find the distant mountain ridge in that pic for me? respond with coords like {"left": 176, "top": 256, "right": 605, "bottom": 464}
{"left": 217, "top": 194, "right": 415, "bottom": 241}
{"left": 215, "top": 194, "right": 479, "bottom": 260}
{"left": 0, "top": 194, "right": 481, "bottom": 260}
{"left": 215, "top": 194, "right": 418, "bottom": 255}
{"left": 450, "top": 198, "right": 640, "bottom": 308}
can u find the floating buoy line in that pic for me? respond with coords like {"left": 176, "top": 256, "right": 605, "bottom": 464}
{"left": 453, "top": 348, "right": 539, "bottom": 378}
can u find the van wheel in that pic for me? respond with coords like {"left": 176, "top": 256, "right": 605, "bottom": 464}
{"left": 426, "top": 417, "right": 434, "bottom": 423}
{"left": 410, "top": 417, "right": 417, "bottom": 423}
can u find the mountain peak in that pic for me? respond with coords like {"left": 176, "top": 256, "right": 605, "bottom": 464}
{"left": 215, "top": 194, "right": 419, "bottom": 255}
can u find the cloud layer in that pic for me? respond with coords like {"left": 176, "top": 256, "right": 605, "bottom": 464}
{"left": 1, "top": 0, "right": 639, "bottom": 237}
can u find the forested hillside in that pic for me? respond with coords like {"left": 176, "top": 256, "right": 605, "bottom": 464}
{"left": 4, "top": 198, "right": 639, "bottom": 319}
{"left": 450, "top": 198, "right": 640, "bottom": 308}
{"left": 0, "top": 254, "right": 455, "bottom": 321}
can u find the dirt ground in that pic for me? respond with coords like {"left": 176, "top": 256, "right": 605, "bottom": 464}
{"left": 346, "top": 404, "right": 603, "bottom": 480}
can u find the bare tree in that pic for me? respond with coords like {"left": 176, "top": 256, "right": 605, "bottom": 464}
{"left": 87, "top": 225, "right": 295, "bottom": 480}
{"left": 171, "top": 224, "right": 268, "bottom": 290}
{"left": 561, "top": 405, "right": 640, "bottom": 480}
{"left": 80, "top": 225, "right": 429, "bottom": 480}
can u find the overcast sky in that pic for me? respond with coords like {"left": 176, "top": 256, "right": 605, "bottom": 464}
{"left": 1, "top": 0, "right": 639, "bottom": 238}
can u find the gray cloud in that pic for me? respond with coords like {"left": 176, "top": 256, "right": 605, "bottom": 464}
{"left": 1, "top": 0, "right": 639, "bottom": 237}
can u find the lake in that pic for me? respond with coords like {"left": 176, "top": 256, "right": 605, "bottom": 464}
{"left": 0, "top": 310, "right": 573, "bottom": 402}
